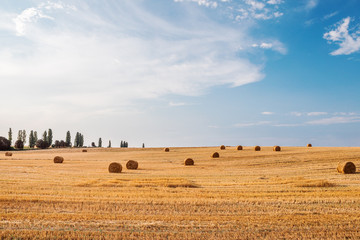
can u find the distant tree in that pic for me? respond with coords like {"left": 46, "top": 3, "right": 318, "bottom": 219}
{"left": 0, "top": 137, "right": 11, "bottom": 151}
{"left": 142, "top": 143, "right": 145, "bottom": 148}
{"left": 8, "top": 128, "right": 12, "bottom": 146}
{"left": 125, "top": 141, "right": 128, "bottom": 148}
{"left": 98, "top": 138, "right": 102, "bottom": 148}
{"left": 54, "top": 140, "right": 60, "bottom": 148}
{"left": 29, "top": 130, "right": 35, "bottom": 148}
{"left": 120, "top": 140, "right": 123, "bottom": 148}
{"left": 66, "top": 131, "right": 71, "bottom": 147}
{"left": 108, "top": 140, "right": 111, "bottom": 148}
{"left": 14, "top": 140, "right": 24, "bottom": 149}
{"left": 91, "top": 142, "right": 96, "bottom": 147}
{"left": 47, "top": 129, "right": 53, "bottom": 147}
{"left": 74, "top": 132, "right": 79, "bottom": 147}
{"left": 60, "top": 140, "right": 66, "bottom": 148}
{"left": 42, "top": 131, "right": 47, "bottom": 143}
{"left": 17, "top": 130, "right": 22, "bottom": 141}
{"left": 36, "top": 139, "right": 49, "bottom": 149}
{"left": 79, "top": 134, "right": 84, "bottom": 147}
{"left": 21, "top": 130, "right": 26, "bottom": 145}
{"left": 34, "top": 131, "right": 38, "bottom": 143}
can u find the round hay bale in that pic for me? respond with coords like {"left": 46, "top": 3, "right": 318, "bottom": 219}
{"left": 337, "top": 162, "right": 356, "bottom": 174}
{"left": 126, "top": 160, "right": 138, "bottom": 170}
{"left": 164, "top": 147, "right": 170, "bottom": 152}
{"left": 307, "top": 143, "right": 312, "bottom": 147}
{"left": 273, "top": 146, "right": 281, "bottom": 151}
{"left": 53, "top": 156, "right": 64, "bottom": 164}
{"left": 236, "top": 145, "right": 243, "bottom": 150}
{"left": 109, "top": 162, "right": 122, "bottom": 173}
{"left": 211, "top": 152, "right": 219, "bottom": 158}
{"left": 5, "top": 152, "right": 12, "bottom": 157}
{"left": 254, "top": 146, "right": 261, "bottom": 151}
{"left": 220, "top": 145, "right": 226, "bottom": 150}
{"left": 82, "top": 149, "right": 87, "bottom": 152}
{"left": 184, "top": 158, "right": 194, "bottom": 166}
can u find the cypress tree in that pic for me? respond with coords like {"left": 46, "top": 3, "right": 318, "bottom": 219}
{"left": 34, "top": 131, "right": 38, "bottom": 142}
{"left": 22, "top": 130, "right": 26, "bottom": 145}
{"left": 120, "top": 140, "right": 123, "bottom": 148}
{"left": 8, "top": 128, "right": 12, "bottom": 146}
{"left": 66, "top": 131, "right": 71, "bottom": 147}
{"left": 47, "top": 129, "right": 53, "bottom": 146}
{"left": 29, "top": 130, "right": 35, "bottom": 148}
{"left": 79, "top": 134, "right": 84, "bottom": 147}
{"left": 17, "top": 130, "right": 22, "bottom": 141}
{"left": 42, "top": 131, "right": 47, "bottom": 142}
{"left": 108, "top": 140, "right": 111, "bottom": 148}
{"left": 74, "top": 132, "right": 79, "bottom": 147}
{"left": 98, "top": 138, "right": 102, "bottom": 148}
{"left": 142, "top": 143, "right": 145, "bottom": 148}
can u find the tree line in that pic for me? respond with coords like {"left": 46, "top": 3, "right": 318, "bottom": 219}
{"left": 0, "top": 128, "right": 132, "bottom": 150}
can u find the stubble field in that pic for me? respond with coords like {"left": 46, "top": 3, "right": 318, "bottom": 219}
{"left": 0, "top": 146, "right": 360, "bottom": 239}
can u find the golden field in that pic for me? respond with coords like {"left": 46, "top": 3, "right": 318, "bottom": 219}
{"left": 0, "top": 146, "right": 360, "bottom": 239}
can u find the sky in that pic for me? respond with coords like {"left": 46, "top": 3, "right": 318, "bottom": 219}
{"left": 1, "top": 0, "right": 360, "bottom": 147}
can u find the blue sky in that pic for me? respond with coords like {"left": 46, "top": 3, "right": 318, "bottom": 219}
{"left": 1, "top": 0, "right": 360, "bottom": 147}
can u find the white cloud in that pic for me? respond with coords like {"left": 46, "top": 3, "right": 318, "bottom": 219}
{"left": 261, "top": 111, "right": 274, "bottom": 115}
{"left": 234, "top": 121, "right": 271, "bottom": 127}
{"left": 305, "top": 0, "right": 318, "bottom": 10}
{"left": 307, "top": 112, "right": 328, "bottom": 116}
{"left": 174, "top": 0, "right": 218, "bottom": 8}
{"left": 291, "top": 112, "right": 303, "bottom": 117}
{"left": 267, "top": 0, "right": 283, "bottom": 4}
{"left": 323, "top": 11, "right": 338, "bottom": 20}
{"left": 169, "top": 102, "right": 187, "bottom": 107}
{"left": 252, "top": 40, "right": 287, "bottom": 54}
{"left": 306, "top": 116, "right": 360, "bottom": 125}
{"left": 1, "top": 1, "right": 265, "bottom": 120}
{"left": 324, "top": 17, "right": 360, "bottom": 55}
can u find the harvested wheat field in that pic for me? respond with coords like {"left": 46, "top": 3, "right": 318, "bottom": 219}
{"left": 1, "top": 146, "right": 360, "bottom": 239}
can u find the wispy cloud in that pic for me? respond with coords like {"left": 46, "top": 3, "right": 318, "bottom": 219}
{"left": 305, "top": 0, "right": 318, "bottom": 10}
{"left": 234, "top": 121, "right": 271, "bottom": 127}
{"left": 1, "top": 1, "right": 266, "bottom": 118}
{"left": 169, "top": 101, "right": 187, "bottom": 107}
{"left": 252, "top": 40, "right": 287, "bottom": 54}
{"left": 306, "top": 116, "right": 360, "bottom": 125}
{"left": 324, "top": 17, "right": 360, "bottom": 55}
{"left": 307, "top": 112, "right": 328, "bottom": 116}
{"left": 261, "top": 111, "right": 274, "bottom": 115}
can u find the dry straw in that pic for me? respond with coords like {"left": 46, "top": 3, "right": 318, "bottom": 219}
{"left": 337, "top": 162, "right": 356, "bottom": 174}
{"left": 5, "top": 152, "right": 12, "bottom": 157}
{"left": 254, "top": 146, "right": 261, "bottom": 151}
{"left": 164, "top": 148, "right": 170, "bottom": 152}
{"left": 211, "top": 152, "right": 220, "bottom": 158}
{"left": 109, "top": 162, "right": 122, "bottom": 173}
{"left": 184, "top": 158, "right": 194, "bottom": 166}
{"left": 273, "top": 146, "right": 281, "bottom": 151}
{"left": 126, "top": 160, "right": 138, "bottom": 170}
{"left": 236, "top": 145, "right": 243, "bottom": 150}
{"left": 307, "top": 143, "right": 312, "bottom": 147}
{"left": 82, "top": 149, "right": 87, "bottom": 152}
{"left": 53, "top": 156, "right": 64, "bottom": 163}
{"left": 220, "top": 145, "right": 226, "bottom": 150}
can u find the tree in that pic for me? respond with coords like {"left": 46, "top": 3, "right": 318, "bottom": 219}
{"left": 21, "top": 130, "right": 26, "bottom": 145}
{"left": 120, "top": 140, "right": 123, "bottom": 148}
{"left": 98, "top": 138, "right": 102, "bottom": 148}
{"left": 91, "top": 142, "right": 96, "bottom": 147}
{"left": 108, "top": 140, "right": 111, "bottom": 148}
{"left": 36, "top": 139, "right": 49, "bottom": 149}
{"left": 47, "top": 129, "right": 53, "bottom": 147}
{"left": 79, "top": 134, "right": 84, "bottom": 147}
{"left": 34, "top": 131, "right": 38, "bottom": 142}
{"left": 66, "top": 131, "right": 71, "bottom": 147}
{"left": 14, "top": 140, "right": 24, "bottom": 149}
{"left": 142, "top": 143, "right": 145, "bottom": 148}
{"left": 29, "top": 130, "right": 35, "bottom": 148}
{"left": 8, "top": 128, "right": 12, "bottom": 146}
{"left": 74, "top": 132, "right": 79, "bottom": 147}
{"left": 17, "top": 130, "right": 22, "bottom": 141}
{"left": 0, "top": 137, "right": 11, "bottom": 150}
{"left": 42, "top": 131, "right": 47, "bottom": 142}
